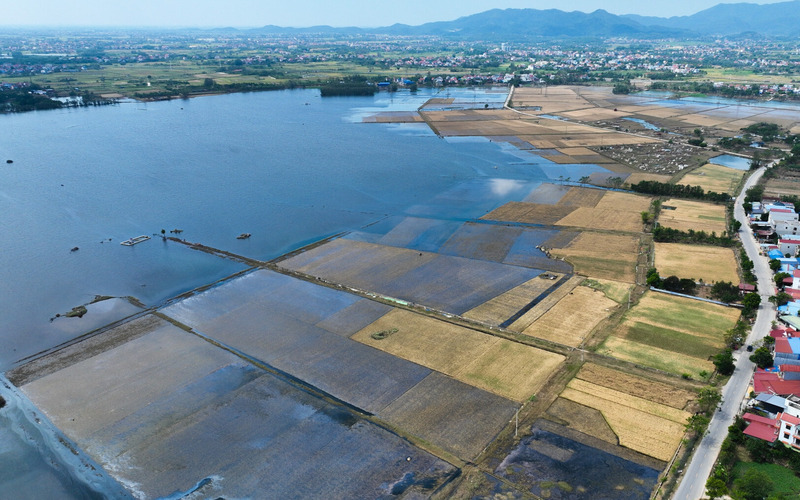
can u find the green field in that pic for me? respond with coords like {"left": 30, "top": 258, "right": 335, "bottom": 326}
{"left": 733, "top": 462, "right": 800, "bottom": 497}
{"left": 598, "top": 291, "right": 740, "bottom": 376}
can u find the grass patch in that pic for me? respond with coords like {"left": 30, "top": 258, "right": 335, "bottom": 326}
{"left": 733, "top": 462, "right": 800, "bottom": 496}
{"left": 623, "top": 321, "right": 721, "bottom": 359}
{"left": 582, "top": 278, "right": 632, "bottom": 303}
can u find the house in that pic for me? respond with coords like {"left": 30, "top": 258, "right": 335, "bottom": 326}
{"left": 780, "top": 238, "right": 800, "bottom": 257}
{"left": 770, "top": 209, "right": 799, "bottom": 226}
{"left": 776, "top": 220, "right": 800, "bottom": 239}
{"left": 743, "top": 396, "right": 800, "bottom": 450}
{"left": 739, "top": 283, "right": 756, "bottom": 294}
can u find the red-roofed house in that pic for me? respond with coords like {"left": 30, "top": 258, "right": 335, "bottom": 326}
{"left": 739, "top": 283, "right": 756, "bottom": 293}
{"left": 753, "top": 370, "right": 800, "bottom": 396}
{"left": 743, "top": 412, "right": 779, "bottom": 442}
{"left": 781, "top": 238, "right": 800, "bottom": 257}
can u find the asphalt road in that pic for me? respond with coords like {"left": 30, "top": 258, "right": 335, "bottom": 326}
{"left": 672, "top": 164, "right": 778, "bottom": 500}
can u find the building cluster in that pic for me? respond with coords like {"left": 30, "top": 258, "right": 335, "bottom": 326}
{"left": 742, "top": 198, "right": 800, "bottom": 449}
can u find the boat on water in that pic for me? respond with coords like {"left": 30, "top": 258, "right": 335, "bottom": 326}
{"left": 120, "top": 235, "right": 151, "bottom": 246}
{"left": 236, "top": 233, "right": 251, "bottom": 239}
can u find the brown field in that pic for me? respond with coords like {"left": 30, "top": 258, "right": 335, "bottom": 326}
{"left": 546, "top": 397, "right": 619, "bottom": 444}
{"left": 549, "top": 232, "right": 640, "bottom": 282}
{"left": 658, "top": 199, "right": 728, "bottom": 234}
{"left": 557, "top": 187, "right": 606, "bottom": 207}
{"left": 576, "top": 363, "right": 694, "bottom": 410}
{"left": 508, "top": 276, "right": 585, "bottom": 332}
{"left": 679, "top": 164, "right": 745, "bottom": 195}
{"left": 463, "top": 274, "right": 564, "bottom": 326}
{"left": 654, "top": 242, "right": 739, "bottom": 283}
{"left": 352, "top": 309, "right": 564, "bottom": 402}
{"left": 561, "top": 379, "right": 689, "bottom": 461}
{"left": 624, "top": 172, "right": 673, "bottom": 185}
{"left": 555, "top": 191, "right": 651, "bottom": 232}
{"left": 520, "top": 285, "right": 618, "bottom": 347}
{"left": 482, "top": 202, "right": 577, "bottom": 225}
{"left": 764, "top": 176, "right": 800, "bottom": 198}
{"left": 581, "top": 278, "right": 633, "bottom": 304}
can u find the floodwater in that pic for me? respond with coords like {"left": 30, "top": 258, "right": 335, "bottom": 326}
{"left": 709, "top": 154, "right": 753, "bottom": 170}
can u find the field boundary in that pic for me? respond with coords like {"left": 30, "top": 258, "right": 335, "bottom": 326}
{"left": 649, "top": 287, "right": 739, "bottom": 308}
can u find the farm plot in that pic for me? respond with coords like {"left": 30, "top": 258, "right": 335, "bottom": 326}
{"left": 658, "top": 198, "right": 728, "bottom": 234}
{"left": 555, "top": 191, "right": 652, "bottom": 232}
{"left": 576, "top": 363, "right": 694, "bottom": 410}
{"left": 654, "top": 242, "right": 739, "bottom": 283}
{"left": 381, "top": 373, "right": 519, "bottom": 460}
{"left": 509, "top": 276, "right": 585, "bottom": 332}
{"left": 560, "top": 378, "right": 690, "bottom": 461}
{"left": 599, "top": 291, "right": 740, "bottom": 376}
{"left": 549, "top": 232, "right": 640, "bottom": 282}
{"left": 20, "top": 317, "right": 457, "bottom": 499}
{"left": 352, "top": 309, "right": 565, "bottom": 402}
{"left": 679, "top": 163, "right": 745, "bottom": 195}
{"left": 463, "top": 273, "right": 565, "bottom": 326}
{"left": 520, "top": 285, "right": 618, "bottom": 347}
{"left": 546, "top": 397, "right": 619, "bottom": 444}
{"left": 581, "top": 278, "right": 633, "bottom": 304}
{"left": 482, "top": 202, "right": 577, "bottom": 225}
{"left": 279, "top": 238, "right": 544, "bottom": 315}
{"left": 495, "top": 421, "right": 662, "bottom": 500}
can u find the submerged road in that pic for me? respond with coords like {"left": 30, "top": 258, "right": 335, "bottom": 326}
{"left": 672, "top": 164, "right": 778, "bottom": 500}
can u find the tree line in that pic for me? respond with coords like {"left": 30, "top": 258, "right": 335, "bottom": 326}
{"left": 629, "top": 180, "right": 731, "bottom": 203}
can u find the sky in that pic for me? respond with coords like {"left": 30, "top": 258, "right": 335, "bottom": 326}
{"left": 4, "top": 0, "right": 789, "bottom": 28}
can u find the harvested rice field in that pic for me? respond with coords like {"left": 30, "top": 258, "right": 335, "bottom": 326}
{"left": 581, "top": 278, "right": 633, "bottom": 303}
{"left": 462, "top": 273, "right": 565, "bottom": 326}
{"left": 509, "top": 275, "right": 585, "bottom": 332}
{"left": 658, "top": 198, "right": 728, "bottom": 234}
{"left": 576, "top": 363, "right": 694, "bottom": 410}
{"left": 560, "top": 378, "right": 689, "bottom": 461}
{"left": 548, "top": 232, "right": 640, "bottom": 282}
{"left": 555, "top": 191, "right": 652, "bottom": 232}
{"left": 599, "top": 291, "right": 740, "bottom": 376}
{"left": 520, "top": 285, "right": 618, "bottom": 347}
{"left": 679, "top": 163, "right": 745, "bottom": 194}
{"left": 352, "top": 309, "right": 565, "bottom": 402}
{"left": 654, "top": 242, "right": 739, "bottom": 283}
{"left": 624, "top": 172, "right": 672, "bottom": 186}
{"left": 546, "top": 397, "right": 619, "bottom": 444}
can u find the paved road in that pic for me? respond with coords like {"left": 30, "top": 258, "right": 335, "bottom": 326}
{"left": 672, "top": 164, "right": 778, "bottom": 500}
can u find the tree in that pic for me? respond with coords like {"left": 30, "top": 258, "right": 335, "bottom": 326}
{"left": 711, "top": 281, "right": 740, "bottom": 303}
{"left": 742, "top": 292, "right": 761, "bottom": 316}
{"left": 770, "top": 292, "right": 792, "bottom": 307}
{"left": 749, "top": 346, "right": 774, "bottom": 369}
{"left": 686, "top": 414, "right": 710, "bottom": 435}
{"left": 733, "top": 468, "right": 773, "bottom": 500}
{"left": 774, "top": 272, "right": 791, "bottom": 289}
{"left": 705, "top": 477, "right": 728, "bottom": 500}
{"left": 714, "top": 349, "right": 735, "bottom": 376}
{"left": 697, "top": 387, "right": 722, "bottom": 413}
{"left": 769, "top": 259, "right": 782, "bottom": 272}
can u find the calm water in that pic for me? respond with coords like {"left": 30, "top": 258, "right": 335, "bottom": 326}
{"left": 0, "top": 88, "right": 612, "bottom": 498}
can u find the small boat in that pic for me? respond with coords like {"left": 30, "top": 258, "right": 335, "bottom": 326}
{"left": 121, "top": 235, "right": 151, "bottom": 246}
{"left": 236, "top": 233, "right": 251, "bottom": 240}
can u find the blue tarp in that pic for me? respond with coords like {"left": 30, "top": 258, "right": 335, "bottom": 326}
{"left": 769, "top": 249, "right": 785, "bottom": 259}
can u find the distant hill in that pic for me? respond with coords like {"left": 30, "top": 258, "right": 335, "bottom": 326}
{"left": 624, "top": 0, "right": 800, "bottom": 37}
{"left": 253, "top": 1, "right": 800, "bottom": 39}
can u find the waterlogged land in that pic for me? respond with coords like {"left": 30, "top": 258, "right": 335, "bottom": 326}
{"left": 6, "top": 84, "right": 800, "bottom": 499}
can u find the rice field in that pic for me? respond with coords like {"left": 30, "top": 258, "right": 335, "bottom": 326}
{"left": 520, "top": 285, "right": 618, "bottom": 347}
{"left": 561, "top": 378, "right": 689, "bottom": 461}
{"left": 576, "top": 364, "right": 694, "bottom": 410}
{"left": 658, "top": 199, "right": 728, "bottom": 234}
{"left": 509, "top": 275, "right": 585, "bottom": 332}
{"left": 549, "top": 232, "right": 640, "bottom": 282}
{"left": 546, "top": 397, "right": 619, "bottom": 444}
{"left": 598, "top": 291, "right": 740, "bottom": 376}
{"left": 555, "top": 191, "right": 652, "bottom": 233}
{"left": 581, "top": 278, "right": 633, "bottom": 304}
{"left": 463, "top": 274, "right": 564, "bottom": 326}
{"left": 679, "top": 163, "right": 745, "bottom": 195}
{"left": 352, "top": 309, "right": 565, "bottom": 402}
{"left": 654, "top": 242, "right": 739, "bottom": 283}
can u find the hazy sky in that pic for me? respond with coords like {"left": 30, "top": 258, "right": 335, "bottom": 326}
{"left": 4, "top": 0, "right": 789, "bottom": 28}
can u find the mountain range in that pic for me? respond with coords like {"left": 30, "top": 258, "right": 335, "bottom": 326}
{"left": 252, "top": 1, "right": 800, "bottom": 39}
